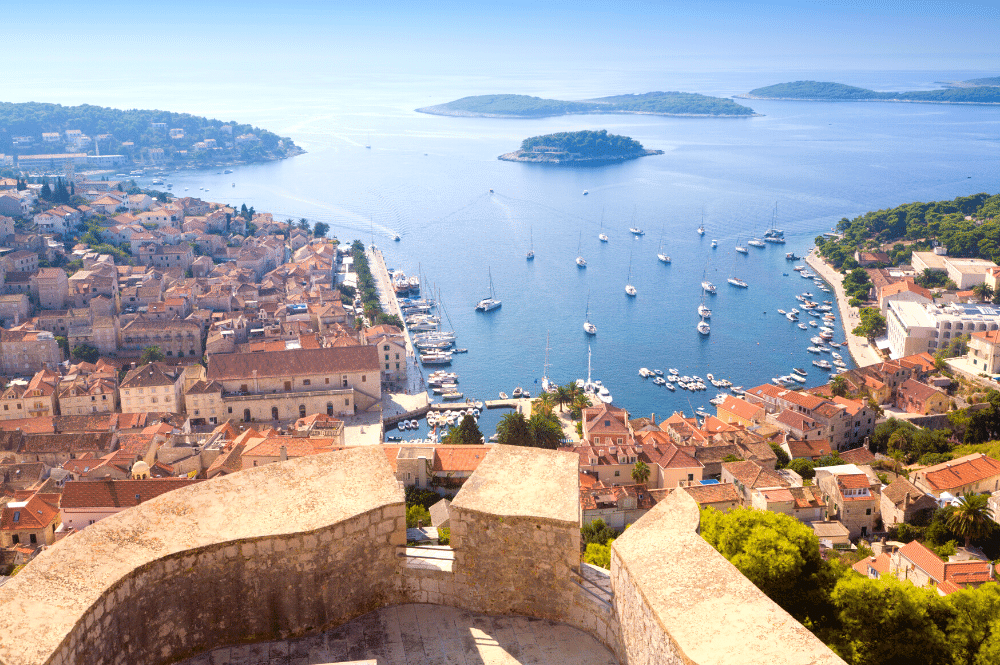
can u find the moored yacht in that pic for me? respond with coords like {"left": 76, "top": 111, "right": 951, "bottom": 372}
{"left": 475, "top": 267, "right": 501, "bottom": 312}
{"left": 698, "top": 303, "right": 711, "bottom": 318}
{"left": 728, "top": 277, "right": 748, "bottom": 288}
{"left": 697, "top": 318, "right": 710, "bottom": 335}
{"left": 711, "top": 239, "right": 718, "bottom": 248}
{"left": 702, "top": 281, "right": 717, "bottom": 294}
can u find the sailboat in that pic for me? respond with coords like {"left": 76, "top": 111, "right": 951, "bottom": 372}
{"left": 625, "top": 249, "right": 637, "bottom": 297}
{"left": 698, "top": 293, "right": 711, "bottom": 319}
{"left": 583, "top": 293, "right": 597, "bottom": 335}
{"left": 526, "top": 227, "right": 534, "bottom": 260}
{"left": 657, "top": 226, "right": 670, "bottom": 263}
{"left": 540, "top": 332, "right": 556, "bottom": 394}
{"left": 576, "top": 231, "right": 586, "bottom": 267}
{"left": 764, "top": 202, "right": 786, "bottom": 243}
{"left": 727, "top": 252, "right": 749, "bottom": 288}
{"left": 577, "top": 346, "right": 611, "bottom": 403}
{"left": 365, "top": 132, "right": 371, "bottom": 149}
{"left": 628, "top": 206, "right": 643, "bottom": 235}
{"left": 697, "top": 211, "right": 706, "bottom": 236}
{"left": 598, "top": 209, "right": 609, "bottom": 242}
{"left": 735, "top": 235, "right": 748, "bottom": 254}
{"left": 697, "top": 317, "right": 711, "bottom": 335}
{"left": 711, "top": 239, "right": 718, "bottom": 248}
{"left": 475, "top": 267, "right": 502, "bottom": 311}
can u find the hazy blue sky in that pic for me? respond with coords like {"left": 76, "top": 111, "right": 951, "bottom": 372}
{"left": 8, "top": 0, "right": 1000, "bottom": 77}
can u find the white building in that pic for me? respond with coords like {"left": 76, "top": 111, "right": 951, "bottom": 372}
{"left": 887, "top": 301, "right": 1000, "bottom": 359}
{"left": 911, "top": 250, "right": 998, "bottom": 290}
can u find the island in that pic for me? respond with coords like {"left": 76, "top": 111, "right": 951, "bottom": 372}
{"left": 0, "top": 101, "right": 303, "bottom": 172}
{"left": 417, "top": 92, "right": 756, "bottom": 118}
{"left": 737, "top": 80, "right": 1000, "bottom": 105}
{"left": 498, "top": 130, "right": 662, "bottom": 164}
{"left": 937, "top": 75, "right": 1000, "bottom": 88}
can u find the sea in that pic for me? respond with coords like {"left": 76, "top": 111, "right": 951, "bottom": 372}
{"left": 21, "top": 69, "right": 1000, "bottom": 438}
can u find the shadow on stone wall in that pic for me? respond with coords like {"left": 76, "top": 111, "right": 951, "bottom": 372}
{"left": 0, "top": 445, "right": 843, "bottom": 665}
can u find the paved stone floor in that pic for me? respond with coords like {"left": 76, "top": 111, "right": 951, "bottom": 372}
{"left": 178, "top": 603, "right": 618, "bottom": 665}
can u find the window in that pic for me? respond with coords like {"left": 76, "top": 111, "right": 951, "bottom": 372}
{"left": 614, "top": 470, "right": 620, "bottom": 476}
{"left": 362, "top": 375, "right": 366, "bottom": 382}
{"left": 243, "top": 409, "right": 251, "bottom": 422}
{"left": 29, "top": 533, "right": 37, "bottom": 544}
{"left": 344, "top": 398, "right": 350, "bottom": 406}
{"left": 303, "top": 379, "right": 311, "bottom": 386}
{"left": 240, "top": 384, "right": 248, "bottom": 393}
{"left": 395, "top": 363, "right": 400, "bottom": 369}
{"left": 593, "top": 437, "right": 600, "bottom": 445}
{"left": 342, "top": 375, "right": 348, "bottom": 387}
{"left": 12, "top": 512, "right": 19, "bottom": 523}
{"left": 284, "top": 381, "right": 292, "bottom": 391}
{"left": 11, "top": 535, "right": 18, "bottom": 544}
{"left": 299, "top": 404, "right": 306, "bottom": 418}
{"left": 327, "top": 402, "right": 334, "bottom": 416}
{"left": 687, "top": 474, "right": 694, "bottom": 481}
{"left": 228, "top": 407, "right": 233, "bottom": 414}
{"left": 325, "top": 378, "right": 330, "bottom": 384}
{"left": 272, "top": 407, "right": 279, "bottom": 420}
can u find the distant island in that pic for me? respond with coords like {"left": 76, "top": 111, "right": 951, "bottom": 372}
{"left": 737, "top": 80, "right": 1000, "bottom": 105}
{"left": 937, "top": 75, "right": 1000, "bottom": 88}
{"left": 417, "top": 92, "right": 756, "bottom": 118}
{"left": 0, "top": 101, "right": 303, "bottom": 172}
{"left": 498, "top": 130, "right": 662, "bottom": 164}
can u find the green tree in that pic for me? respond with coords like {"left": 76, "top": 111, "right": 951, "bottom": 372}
{"left": 71, "top": 344, "right": 100, "bottom": 364}
{"left": 404, "top": 486, "right": 442, "bottom": 510}
{"left": 830, "top": 375, "right": 849, "bottom": 397}
{"left": 528, "top": 412, "right": 564, "bottom": 449}
{"left": 581, "top": 518, "right": 616, "bottom": 546}
{"left": 972, "top": 283, "right": 996, "bottom": 303}
{"left": 297, "top": 217, "right": 310, "bottom": 230}
{"left": 769, "top": 442, "right": 790, "bottom": 469}
{"left": 54, "top": 335, "right": 69, "bottom": 358}
{"left": 496, "top": 412, "right": 533, "bottom": 447}
{"left": 852, "top": 307, "right": 887, "bottom": 340}
{"left": 139, "top": 345, "right": 165, "bottom": 365}
{"left": 313, "top": 221, "right": 330, "bottom": 238}
{"left": 583, "top": 539, "right": 613, "bottom": 568}
{"left": 830, "top": 575, "right": 954, "bottom": 665}
{"left": 701, "top": 507, "right": 839, "bottom": 627}
{"left": 947, "top": 493, "right": 994, "bottom": 548}
{"left": 444, "top": 414, "right": 483, "bottom": 445}
{"left": 631, "top": 460, "right": 650, "bottom": 484}
{"left": 788, "top": 458, "right": 817, "bottom": 479}
{"left": 406, "top": 504, "right": 431, "bottom": 528}
{"left": 554, "top": 384, "right": 572, "bottom": 412}
{"left": 948, "top": 582, "right": 1000, "bottom": 665}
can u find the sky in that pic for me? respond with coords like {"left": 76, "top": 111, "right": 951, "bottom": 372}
{"left": 7, "top": 0, "right": 1000, "bottom": 78}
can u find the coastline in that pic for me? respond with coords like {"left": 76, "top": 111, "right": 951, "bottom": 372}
{"left": 498, "top": 149, "right": 663, "bottom": 164}
{"left": 733, "top": 94, "right": 1000, "bottom": 106}
{"left": 415, "top": 107, "right": 760, "bottom": 118}
{"left": 805, "top": 249, "right": 883, "bottom": 368}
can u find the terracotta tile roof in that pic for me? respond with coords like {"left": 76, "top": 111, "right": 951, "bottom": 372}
{"left": 579, "top": 483, "right": 657, "bottom": 511}
{"left": 882, "top": 476, "right": 927, "bottom": 507}
{"left": 0, "top": 492, "right": 61, "bottom": 530}
{"left": 839, "top": 446, "right": 876, "bottom": 465}
{"left": 21, "top": 432, "right": 114, "bottom": 455}
{"left": 583, "top": 403, "right": 631, "bottom": 436}
{"left": 723, "top": 460, "right": 789, "bottom": 489}
{"left": 242, "top": 437, "right": 340, "bottom": 459}
{"left": 852, "top": 553, "right": 892, "bottom": 578}
{"left": 120, "top": 363, "right": 181, "bottom": 389}
{"left": 837, "top": 473, "right": 872, "bottom": 490}
{"left": 680, "top": 483, "right": 741, "bottom": 506}
{"left": 898, "top": 379, "right": 944, "bottom": 403}
{"left": 433, "top": 447, "right": 487, "bottom": 472}
{"left": 60, "top": 479, "right": 201, "bottom": 509}
{"left": 208, "top": 346, "right": 379, "bottom": 381}
{"left": 915, "top": 453, "right": 1000, "bottom": 493}
{"left": 785, "top": 438, "right": 834, "bottom": 459}
{"left": 719, "top": 396, "right": 763, "bottom": 422}
{"left": 774, "top": 410, "right": 820, "bottom": 431}
{"left": 206, "top": 443, "right": 244, "bottom": 478}
{"left": 973, "top": 329, "right": 1000, "bottom": 345}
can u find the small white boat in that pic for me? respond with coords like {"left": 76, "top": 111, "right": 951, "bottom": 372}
{"left": 699, "top": 304, "right": 712, "bottom": 318}
{"left": 583, "top": 190, "right": 589, "bottom": 195}
{"left": 798, "top": 323, "right": 808, "bottom": 330}
{"left": 698, "top": 224, "right": 705, "bottom": 235}
{"left": 711, "top": 239, "right": 718, "bottom": 248}
{"left": 629, "top": 227, "right": 644, "bottom": 235}
{"left": 653, "top": 377, "right": 666, "bottom": 386}
{"left": 658, "top": 252, "right": 671, "bottom": 263}
{"left": 499, "top": 391, "right": 508, "bottom": 399}
{"left": 697, "top": 319, "right": 710, "bottom": 335}
{"left": 788, "top": 373, "right": 806, "bottom": 383}
{"left": 735, "top": 244, "right": 748, "bottom": 254}
{"left": 706, "top": 373, "right": 715, "bottom": 381}
{"left": 665, "top": 382, "right": 676, "bottom": 391}
{"left": 807, "top": 346, "right": 823, "bottom": 354}
{"left": 702, "top": 281, "right": 717, "bottom": 294}
{"left": 778, "top": 309, "right": 787, "bottom": 315}
{"left": 748, "top": 238, "right": 765, "bottom": 248}
{"left": 669, "top": 368, "right": 679, "bottom": 375}
{"left": 639, "top": 368, "right": 652, "bottom": 378}
{"left": 728, "top": 277, "right": 748, "bottom": 288}
{"left": 599, "top": 233, "right": 609, "bottom": 242}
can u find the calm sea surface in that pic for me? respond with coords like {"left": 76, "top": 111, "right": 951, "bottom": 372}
{"left": 62, "top": 69, "right": 998, "bottom": 437}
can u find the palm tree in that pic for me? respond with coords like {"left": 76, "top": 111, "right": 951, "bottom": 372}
{"left": 947, "top": 493, "right": 993, "bottom": 548}
{"left": 554, "top": 384, "right": 571, "bottom": 412}
{"left": 830, "top": 375, "right": 849, "bottom": 398}
{"left": 972, "top": 283, "right": 995, "bottom": 303}
{"left": 572, "top": 394, "right": 591, "bottom": 413}
{"left": 631, "top": 460, "right": 650, "bottom": 484}
{"left": 565, "top": 381, "right": 582, "bottom": 403}
{"left": 535, "top": 392, "right": 556, "bottom": 416}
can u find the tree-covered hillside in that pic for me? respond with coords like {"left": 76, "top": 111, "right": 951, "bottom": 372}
{"left": 0, "top": 101, "right": 299, "bottom": 163}
{"left": 519, "top": 130, "right": 646, "bottom": 157}
{"left": 417, "top": 91, "right": 755, "bottom": 117}
{"left": 815, "top": 192, "right": 1000, "bottom": 271}
{"left": 747, "top": 80, "right": 1000, "bottom": 104}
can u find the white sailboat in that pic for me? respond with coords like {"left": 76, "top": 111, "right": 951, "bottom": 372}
{"left": 576, "top": 231, "right": 586, "bottom": 267}
{"left": 540, "top": 332, "right": 556, "bottom": 394}
{"left": 727, "top": 251, "right": 748, "bottom": 288}
{"left": 598, "top": 209, "right": 609, "bottom": 242}
{"left": 625, "top": 249, "right": 637, "bottom": 297}
{"left": 577, "top": 346, "right": 612, "bottom": 403}
{"left": 583, "top": 293, "right": 597, "bottom": 335}
{"left": 475, "top": 267, "right": 502, "bottom": 311}
{"left": 711, "top": 239, "right": 718, "bottom": 248}
{"left": 657, "top": 226, "right": 670, "bottom": 263}
{"left": 526, "top": 227, "right": 534, "bottom": 260}
{"left": 697, "top": 216, "right": 705, "bottom": 235}
{"left": 764, "top": 202, "right": 786, "bottom": 243}
{"left": 735, "top": 235, "right": 748, "bottom": 254}
{"left": 697, "top": 317, "right": 710, "bottom": 335}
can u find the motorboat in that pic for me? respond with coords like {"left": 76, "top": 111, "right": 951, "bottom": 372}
{"left": 748, "top": 238, "right": 765, "bottom": 248}
{"left": 499, "top": 391, "right": 508, "bottom": 399}
{"left": 786, "top": 312, "right": 798, "bottom": 321}
{"left": 654, "top": 369, "right": 663, "bottom": 376}
{"left": 577, "top": 256, "right": 587, "bottom": 267}
{"left": 728, "top": 277, "right": 748, "bottom": 288}
{"left": 669, "top": 368, "right": 679, "bottom": 375}
{"left": 711, "top": 239, "right": 718, "bottom": 248}
{"left": 788, "top": 373, "right": 806, "bottom": 383}
{"left": 792, "top": 367, "right": 807, "bottom": 376}
{"left": 786, "top": 252, "right": 799, "bottom": 260}
{"left": 653, "top": 376, "right": 666, "bottom": 386}
{"left": 777, "top": 309, "right": 787, "bottom": 315}
{"left": 813, "top": 359, "right": 832, "bottom": 370}
{"left": 806, "top": 346, "right": 823, "bottom": 354}
{"left": 640, "top": 368, "right": 652, "bottom": 378}
{"left": 798, "top": 323, "right": 808, "bottom": 330}
{"left": 599, "top": 233, "right": 609, "bottom": 242}
{"left": 665, "top": 382, "right": 676, "bottom": 391}
{"left": 735, "top": 244, "right": 748, "bottom": 254}
{"left": 512, "top": 387, "right": 523, "bottom": 398}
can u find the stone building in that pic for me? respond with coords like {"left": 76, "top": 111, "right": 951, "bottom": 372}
{"left": 120, "top": 316, "right": 203, "bottom": 359}
{"left": 815, "top": 464, "right": 881, "bottom": 539}
{"left": 0, "top": 328, "right": 60, "bottom": 375}
{"left": 60, "top": 478, "right": 201, "bottom": 531}
{"left": 119, "top": 363, "right": 185, "bottom": 414}
{"left": 0, "top": 294, "right": 29, "bottom": 326}
{"left": 183, "top": 380, "right": 226, "bottom": 426}
{"left": 33, "top": 267, "right": 68, "bottom": 310}
{"left": 880, "top": 476, "right": 937, "bottom": 527}
{"left": 0, "top": 370, "right": 59, "bottom": 421}
{"left": 911, "top": 453, "right": 1000, "bottom": 498}
{"left": 206, "top": 346, "right": 382, "bottom": 422}
{"left": 0, "top": 492, "right": 61, "bottom": 548}
{"left": 57, "top": 376, "right": 117, "bottom": 416}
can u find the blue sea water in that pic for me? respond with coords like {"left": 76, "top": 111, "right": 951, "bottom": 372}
{"left": 91, "top": 69, "right": 1000, "bottom": 437}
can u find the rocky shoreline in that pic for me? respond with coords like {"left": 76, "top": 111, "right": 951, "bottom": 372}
{"left": 498, "top": 148, "right": 663, "bottom": 164}
{"left": 417, "top": 105, "right": 758, "bottom": 118}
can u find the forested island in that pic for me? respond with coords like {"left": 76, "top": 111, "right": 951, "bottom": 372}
{"left": 815, "top": 192, "right": 1000, "bottom": 272}
{"left": 498, "top": 130, "right": 662, "bottom": 164}
{"left": 417, "top": 92, "right": 756, "bottom": 118}
{"left": 938, "top": 75, "right": 1000, "bottom": 88}
{"left": 738, "top": 80, "right": 1000, "bottom": 105}
{"left": 0, "top": 101, "right": 302, "bottom": 170}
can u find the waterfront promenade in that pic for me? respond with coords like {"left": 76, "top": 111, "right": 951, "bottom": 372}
{"left": 805, "top": 249, "right": 882, "bottom": 367}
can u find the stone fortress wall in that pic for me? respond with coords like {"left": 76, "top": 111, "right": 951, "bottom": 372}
{"left": 0, "top": 445, "right": 844, "bottom": 665}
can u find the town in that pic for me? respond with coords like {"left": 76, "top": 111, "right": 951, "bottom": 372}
{"left": 2, "top": 164, "right": 1000, "bottom": 664}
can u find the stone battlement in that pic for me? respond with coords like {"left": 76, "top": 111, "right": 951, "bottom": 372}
{"left": 0, "top": 445, "right": 844, "bottom": 665}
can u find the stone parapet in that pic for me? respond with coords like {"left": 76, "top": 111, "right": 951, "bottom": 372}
{"left": 611, "top": 490, "right": 846, "bottom": 665}
{"left": 0, "top": 448, "right": 405, "bottom": 665}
